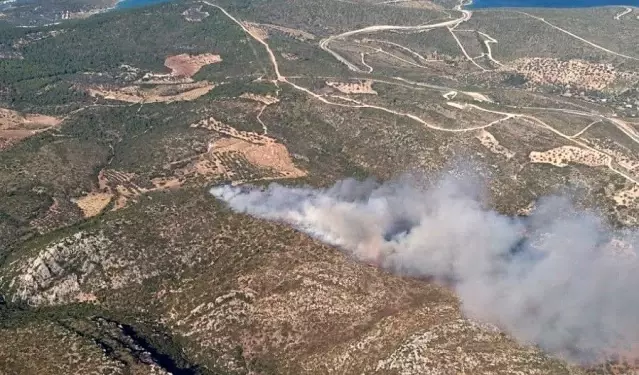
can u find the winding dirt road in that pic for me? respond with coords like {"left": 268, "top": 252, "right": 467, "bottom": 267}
{"left": 318, "top": 6, "right": 471, "bottom": 72}
{"left": 614, "top": 7, "right": 633, "bottom": 20}
{"left": 201, "top": 0, "right": 639, "bottom": 185}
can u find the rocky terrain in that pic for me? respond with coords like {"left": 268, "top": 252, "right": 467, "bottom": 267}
{"left": 0, "top": 0, "right": 638, "bottom": 374}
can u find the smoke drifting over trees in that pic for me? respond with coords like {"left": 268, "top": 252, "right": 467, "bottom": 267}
{"left": 210, "top": 174, "right": 639, "bottom": 363}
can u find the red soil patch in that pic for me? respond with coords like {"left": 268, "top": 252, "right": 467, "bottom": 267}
{"left": 212, "top": 137, "right": 306, "bottom": 178}
{"left": 0, "top": 108, "right": 62, "bottom": 149}
{"left": 164, "top": 53, "right": 222, "bottom": 78}
{"left": 0, "top": 108, "right": 61, "bottom": 130}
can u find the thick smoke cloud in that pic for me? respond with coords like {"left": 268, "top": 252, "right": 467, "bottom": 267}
{"left": 210, "top": 175, "right": 639, "bottom": 363}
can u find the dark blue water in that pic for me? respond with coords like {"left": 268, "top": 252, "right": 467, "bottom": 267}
{"left": 115, "top": 0, "right": 174, "bottom": 9}
{"left": 470, "top": 0, "right": 639, "bottom": 7}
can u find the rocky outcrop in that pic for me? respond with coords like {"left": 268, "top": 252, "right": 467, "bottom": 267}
{"left": 5, "top": 231, "right": 112, "bottom": 305}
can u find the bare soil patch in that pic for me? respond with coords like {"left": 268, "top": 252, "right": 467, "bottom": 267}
{"left": 476, "top": 130, "right": 515, "bottom": 159}
{"left": 190, "top": 116, "right": 306, "bottom": 181}
{"left": 0, "top": 108, "right": 62, "bottom": 149}
{"left": 74, "top": 193, "right": 113, "bottom": 218}
{"left": 75, "top": 119, "right": 305, "bottom": 212}
{"left": 242, "top": 22, "right": 269, "bottom": 40}
{"left": 585, "top": 138, "right": 639, "bottom": 176}
{"left": 244, "top": 22, "right": 316, "bottom": 41}
{"left": 446, "top": 101, "right": 465, "bottom": 109}
{"left": 133, "top": 53, "right": 221, "bottom": 84}
{"left": 504, "top": 58, "right": 636, "bottom": 91}
{"left": 191, "top": 116, "right": 271, "bottom": 144}
{"left": 0, "top": 108, "right": 61, "bottom": 129}
{"left": 164, "top": 53, "right": 222, "bottom": 78}
{"left": 326, "top": 80, "right": 377, "bottom": 95}
{"left": 463, "top": 91, "right": 493, "bottom": 103}
{"left": 613, "top": 184, "right": 639, "bottom": 208}
{"left": 88, "top": 81, "right": 215, "bottom": 103}
{"left": 212, "top": 137, "right": 306, "bottom": 179}
{"left": 239, "top": 92, "right": 279, "bottom": 105}
{"left": 529, "top": 145, "right": 607, "bottom": 167}
{"left": 281, "top": 52, "right": 300, "bottom": 61}
{"left": 73, "top": 170, "right": 114, "bottom": 217}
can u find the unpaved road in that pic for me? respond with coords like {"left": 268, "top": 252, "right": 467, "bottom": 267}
{"left": 318, "top": 5, "right": 471, "bottom": 72}
{"left": 201, "top": 0, "right": 639, "bottom": 185}
{"left": 614, "top": 7, "right": 633, "bottom": 20}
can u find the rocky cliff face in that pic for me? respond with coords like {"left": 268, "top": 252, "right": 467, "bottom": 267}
{"left": 4, "top": 231, "right": 113, "bottom": 305}
{"left": 1, "top": 227, "right": 165, "bottom": 307}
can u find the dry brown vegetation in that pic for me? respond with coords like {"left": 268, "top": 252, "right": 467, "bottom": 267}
{"left": 73, "top": 170, "right": 113, "bottom": 218}
{"left": 0, "top": 322, "right": 123, "bottom": 375}
{"left": 71, "top": 118, "right": 305, "bottom": 213}
{"left": 190, "top": 116, "right": 269, "bottom": 143}
{"left": 583, "top": 137, "right": 639, "bottom": 177}
{"left": 243, "top": 22, "right": 269, "bottom": 41}
{"left": 0, "top": 190, "right": 576, "bottom": 373}
{"left": 74, "top": 193, "right": 113, "bottom": 218}
{"left": 145, "top": 208, "right": 576, "bottom": 375}
{"left": 105, "top": 169, "right": 163, "bottom": 210}
{"left": 0, "top": 108, "right": 61, "bottom": 149}
{"left": 213, "top": 137, "right": 306, "bottom": 180}
{"left": 189, "top": 116, "right": 306, "bottom": 182}
{"left": 504, "top": 58, "right": 637, "bottom": 91}
{"left": 87, "top": 81, "right": 215, "bottom": 103}
{"left": 73, "top": 168, "right": 155, "bottom": 213}
{"left": 164, "top": 53, "right": 222, "bottom": 78}
{"left": 244, "top": 21, "right": 316, "bottom": 41}
{"left": 476, "top": 129, "right": 515, "bottom": 159}
{"left": 529, "top": 145, "right": 608, "bottom": 167}
{"left": 91, "top": 53, "right": 221, "bottom": 101}
{"left": 0, "top": 108, "right": 61, "bottom": 129}
{"left": 4, "top": 2, "right": 639, "bottom": 374}
{"left": 613, "top": 184, "right": 639, "bottom": 211}
{"left": 326, "top": 80, "right": 378, "bottom": 94}
{"left": 239, "top": 92, "right": 280, "bottom": 105}
{"left": 281, "top": 52, "right": 300, "bottom": 61}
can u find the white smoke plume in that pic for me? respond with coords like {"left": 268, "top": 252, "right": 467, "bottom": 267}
{"left": 210, "top": 174, "right": 639, "bottom": 363}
